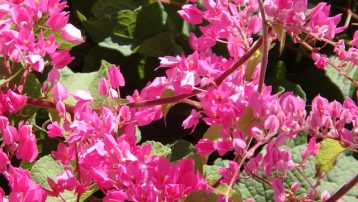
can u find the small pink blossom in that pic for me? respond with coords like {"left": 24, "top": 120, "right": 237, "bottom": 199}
{"left": 46, "top": 11, "right": 69, "bottom": 31}
{"left": 47, "top": 122, "right": 64, "bottom": 138}
{"left": 182, "top": 109, "right": 202, "bottom": 133}
{"left": 178, "top": 5, "right": 204, "bottom": 25}
{"left": 108, "top": 65, "right": 125, "bottom": 88}
{"left": 60, "top": 23, "right": 84, "bottom": 44}
{"left": 50, "top": 50, "right": 74, "bottom": 69}
{"left": 195, "top": 139, "right": 215, "bottom": 156}
{"left": 351, "top": 30, "right": 358, "bottom": 48}
{"left": 311, "top": 52, "right": 328, "bottom": 70}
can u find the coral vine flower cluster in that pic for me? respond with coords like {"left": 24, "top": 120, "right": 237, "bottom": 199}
{"left": 0, "top": 0, "right": 357, "bottom": 202}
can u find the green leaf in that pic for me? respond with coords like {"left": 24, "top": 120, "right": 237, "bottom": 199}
{"left": 82, "top": 15, "right": 118, "bottom": 42}
{"left": 59, "top": 67, "right": 98, "bottom": 105}
{"left": 31, "top": 155, "right": 98, "bottom": 202}
{"left": 161, "top": 89, "right": 176, "bottom": 127}
{"left": 135, "top": 125, "right": 142, "bottom": 144}
{"left": 22, "top": 73, "right": 42, "bottom": 116}
{"left": 91, "top": 0, "right": 144, "bottom": 17}
{"left": 325, "top": 57, "right": 358, "bottom": 98}
{"left": 114, "top": 9, "right": 138, "bottom": 39}
{"left": 144, "top": 140, "right": 171, "bottom": 157}
{"left": 137, "top": 32, "right": 183, "bottom": 57}
{"left": 214, "top": 184, "right": 242, "bottom": 202}
{"left": 266, "top": 78, "right": 307, "bottom": 101}
{"left": 272, "top": 61, "right": 286, "bottom": 80}
{"left": 134, "top": 2, "right": 169, "bottom": 40}
{"left": 315, "top": 139, "right": 346, "bottom": 177}
{"left": 184, "top": 191, "right": 217, "bottom": 202}
{"left": 98, "top": 36, "right": 140, "bottom": 56}
{"left": 169, "top": 140, "right": 195, "bottom": 162}
{"left": 0, "top": 67, "right": 23, "bottom": 87}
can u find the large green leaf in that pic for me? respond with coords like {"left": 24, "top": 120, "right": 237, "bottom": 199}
{"left": 325, "top": 57, "right": 358, "bottom": 98}
{"left": 134, "top": 2, "right": 169, "bottom": 40}
{"left": 169, "top": 140, "right": 195, "bottom": 162}
{"left": 31, "top": 155, "right": 98, "bottom": 202}
{"left": 315, "top": 139, "right": 347, "bottom": 177}
{"left": 137, "top": 32, "right": 183, "bottom": 57}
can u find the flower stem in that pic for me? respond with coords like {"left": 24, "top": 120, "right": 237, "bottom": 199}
{"left": 257, "top": 0, "right": 269, "bottom": 93}
{"left": 326, "top": 172, "right": 358, "bottom": 202}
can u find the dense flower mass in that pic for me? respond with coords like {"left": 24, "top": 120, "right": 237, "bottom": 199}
{"left": 0, "top": 0, "right": 357, "bottom": 201}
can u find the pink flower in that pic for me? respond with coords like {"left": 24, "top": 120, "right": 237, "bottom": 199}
{"left": 6, "top": 90, "right": 27, "bottom": 113}
{"left": 219, "top": 161, "right": 239, "bottom": 184}
{"left": 182, "top": 109, "right": 202, "bottom": 133}
{"left": 178, "top": 5, "right": 204, "bottom": 25}
{"left": 47, "top": 122, "right": 64, "bottom": 138}
{"left": 60, "top": 23, "right": 84, "bottom": 44}
{"left": 52, "top": 142, "right": 75, "bottom": 164}
{"left": 0, "top": 148, "right": 10, "bottom": 173}
{"left": 3, "top": 125, "right": 19, "bottom": 145}
{"left": 72, "top": 90, "right": 93, "bottom": 102}
{"left": 272, "top": 178, "right": 285, "bottom": 202}
{"left": 214, "top": 139, "right": 233, "bottom": 156}
{"left": 26, "top": 53, "right": 45, "bottom": 73}
{"left": 52, "top": 82, "right": 68, "bottom": 101}
{"left": 108, "top": 65, "right": 125, "bottom": 88}
{"left": 301, "top": 137, "right": 320, "bottom": 160}
{"left": 351, "top": 30, "right": 358, "bottom": 48}
{"left": 48, "top": 68, "right": 60, "bottom": 83}
{"left": 5, "top": 166, "right": 47, "bottom": 202}
{"left": 104, "top": 190, "right": 127, "bottom": 202}
{"left": 311, "top": 52, "right": 328, "bottom": 70}
{"left": 50, "top": 50, "right": 74, "bottom": 69}
{"left": 264, "top": 115, "right": 280, "bottom": 134}
{"left": 16, "top": 124, "right": 38, "bottom": 162}
{"left": 46, "top": 11, "right": 69, "bottom": 31}
{"left": 248, "top": 16, "right": 261, "bottom": 35}
{"left": 195, "top": 139, "right": 215, "bottom": 156}
{"left": 98, "top": 78, "right": 109, "bottom": 96}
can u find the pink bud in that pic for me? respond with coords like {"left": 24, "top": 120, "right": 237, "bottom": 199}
{"left": 108, "top": 65, "right": 125, "bottom": 88}
{"left": 98, "top": 78, "right": 109, "bottom": 96}
{"left": 248, "top": 16, "right": 261, "bottom": 34}
{"left": 290, "top": 182, "right": 300, "bottom": 192}
{"left": 26, "top": 54, "right": 45, "bottom": 73}
{"left": 72, "top": 90, "right": 93, "bottom": 101}
{"left": 60, "top": 23, "right": 84, "bottom": 44}
{"left": 320, "top": 191, "right": 330, "bottom": 202}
